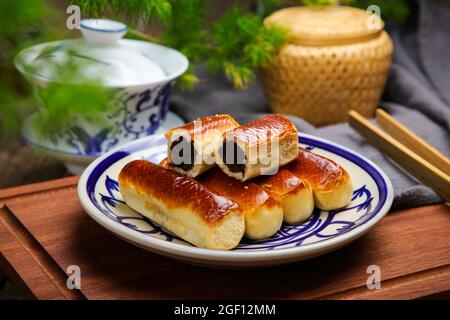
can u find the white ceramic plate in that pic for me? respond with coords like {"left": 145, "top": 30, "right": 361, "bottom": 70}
{"left": 77, "top": 133, "right": 393, "bottom": 268}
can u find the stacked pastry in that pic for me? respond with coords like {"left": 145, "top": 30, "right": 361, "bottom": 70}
{"left": 119, "top": 114, "right": 353, "bottom": 250}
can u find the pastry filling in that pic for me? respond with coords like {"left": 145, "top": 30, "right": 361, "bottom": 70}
{"left": 222, "top": 140, "right": 245, "bottom": 175}
{"left": 170, "top": 136, "right": 195, "bottom": 171}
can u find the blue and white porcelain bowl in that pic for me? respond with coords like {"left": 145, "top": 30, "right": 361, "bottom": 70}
{"left": 15, "top": 19, "right": 189, "bottom": 157}
{"left": 77, "top": 133, "right": 394, "bottom": 268}
{"left": 21, "top": 111, "right": 185, "bottom": 175}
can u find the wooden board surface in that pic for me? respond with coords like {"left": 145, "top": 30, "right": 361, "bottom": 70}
{"left": 0, "top": 177, "right": 449, "bottom": 300}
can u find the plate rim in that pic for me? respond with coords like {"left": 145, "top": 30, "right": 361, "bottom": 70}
{"left": 77, "top": 133, "right": 394, "bottom": 262}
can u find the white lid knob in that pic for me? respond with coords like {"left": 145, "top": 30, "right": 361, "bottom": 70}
{"left": 80, "top": 19, "right": 128, "bottom": 45}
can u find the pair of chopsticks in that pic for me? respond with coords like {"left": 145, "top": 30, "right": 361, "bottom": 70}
{"left": 348, "top": 109, "right": 450, "bottom": 202}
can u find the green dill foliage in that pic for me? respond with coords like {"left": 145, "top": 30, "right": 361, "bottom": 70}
{"left": 1, "top": 0, "right": 412, "bottom": 140}
{"left": 26, "top": 46, "right": 115, "bottom": 136}
{"left": 209, "top": 7, "right": 287, "bottom": 89}
{"left": 0, "top": 0, "right": 47, "bottom": 139}
{"left": 34, "top": 81, "right": 113, "bottom": 137}
{"left": 0, "top": 0, "right": 116, "bottom": 140}
{"left": 70, "top": 0, "right": 410, "bottom": 90}
{"left": 0, "top": 0, "right": 47, "bottom": 40}
{"left": 71, "top": 0, "right": 173, "bottom": 22}
{"left": 162, "top": 0, "right": 209, "bottom": 89}
{"left": 69, "top": 0, "right": 289, "bottom": 90}
{"left": 163, "top": 0, "right": 209, "bottom": 62}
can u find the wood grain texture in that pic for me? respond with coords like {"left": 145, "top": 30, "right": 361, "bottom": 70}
{"left": 349, "top": 110, "right": 450, "bottom": 201}
{"left": 376, "top": 109, "right": 450, "bottom": 176}
{"left": 0, "top": 176, "right": 78, "bottom": 205}
{"left": 0, "top": 178, "right": 449, "bottom": 300}
{"left": 0, "top": 207, "right": 72, "bottom": 300}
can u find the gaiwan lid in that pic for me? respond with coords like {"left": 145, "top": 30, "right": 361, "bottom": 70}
{"left": 264, "top": 6, "right": 384, "bottom": 46}
{"left": 26, "top": 19, "right": 167, "bottom": 87}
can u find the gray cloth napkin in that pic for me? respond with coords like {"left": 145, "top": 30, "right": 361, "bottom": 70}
{"left": 170, "top": 0, "right": 450, "bottom": 211}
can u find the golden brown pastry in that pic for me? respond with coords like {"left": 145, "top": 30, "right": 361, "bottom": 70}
{"left": 215, "top": 114, "right": 299, "bottom": 181}
{"left": 165, "top": 114, "right": 239, "bottom": 178}
{"left": 254, "top": 169, "right": 314, "bottom": 224}
{"left": 119, "top": 160, "right": 245, "bottom": 250}
{"left": 198, "top": 168, "right": 283, "bottom": 240}
{"left": 159, "top": 157, "right": 172, "bottom": 170}
{"left": 286, "top": 148, "right": 353, "bottom": 210}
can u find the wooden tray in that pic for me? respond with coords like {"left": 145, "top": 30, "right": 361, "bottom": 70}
{"left": 0, "top": 177, "right": 449, "bottom": 300}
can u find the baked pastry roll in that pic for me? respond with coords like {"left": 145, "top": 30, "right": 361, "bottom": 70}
{"left": 119, "top": 160, "right": 245, "bottom": 250}
{"left": 286, "top": 148, "right": 353, "bottom": 210}
{"left": 165, "top": 114, "right": 239, "bottom": 177}
{"left": 159, "top": 157, "right": 172, "bottom": 170}
{"left": 215, "top": 114, "right": 299, "bottom": 181}
{"left": 198, "top": 168, "right": 283, "bottom": 240}
{"left": 254, "top": 169, "right": 314, "bottom": 224}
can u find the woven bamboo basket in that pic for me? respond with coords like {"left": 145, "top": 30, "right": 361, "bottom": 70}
{"left": 261, "top": 6, "right": 393, "bottom": 126}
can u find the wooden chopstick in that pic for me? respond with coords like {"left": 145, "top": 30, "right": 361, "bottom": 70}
{"left": 348, "top": 110, "right": 450, "bottom": 202}
{"left": 376, "top": 109, "right": 450, "bottom": 176}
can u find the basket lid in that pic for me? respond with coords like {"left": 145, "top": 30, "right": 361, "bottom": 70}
{"left": 264, "top": 6, "right": 384, "bottom": 46}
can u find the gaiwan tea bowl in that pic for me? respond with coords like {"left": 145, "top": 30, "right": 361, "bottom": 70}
{"left": 15, "top": 19, "right": 188, "bottom": 157}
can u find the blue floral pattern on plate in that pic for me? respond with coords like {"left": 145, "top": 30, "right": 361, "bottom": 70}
{"left": 83, "top": 134, "right": 390, "bottom": 251}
